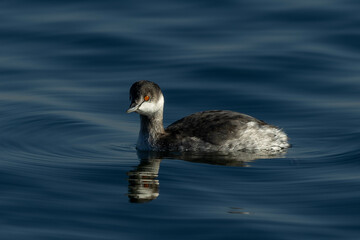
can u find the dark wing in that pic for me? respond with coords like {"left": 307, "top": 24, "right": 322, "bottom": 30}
{"left": 165, "top": 110, "right": 267, "bottom": 145}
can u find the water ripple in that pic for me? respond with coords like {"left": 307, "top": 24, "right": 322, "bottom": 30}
{"left": 1, "top": 0, "right": 360, "bottom": 239}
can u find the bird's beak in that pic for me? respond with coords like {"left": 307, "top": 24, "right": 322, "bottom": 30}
{"left": 126, "top": 102, "right": 140, "bottom": 113}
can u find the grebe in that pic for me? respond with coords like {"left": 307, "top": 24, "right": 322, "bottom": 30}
{"left": 126, "top": 80, "right": 289, "bottom": 152}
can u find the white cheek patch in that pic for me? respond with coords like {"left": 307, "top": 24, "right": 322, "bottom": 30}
{"left": 138, "top": 101, "right": 155, "bottom": 113}
{"left": 137, "top": 95, "right": 164, "bottom": 115}
{"left": 156, "top": 95, "right": 164, "bottom": 112}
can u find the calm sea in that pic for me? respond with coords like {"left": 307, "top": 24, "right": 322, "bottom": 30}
{"left": 0, "top": 0, "right": 359, "bottom": 239}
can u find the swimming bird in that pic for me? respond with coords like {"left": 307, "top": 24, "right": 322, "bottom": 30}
{"left": 126, "top": 80, "right": 289, "bottom": 152}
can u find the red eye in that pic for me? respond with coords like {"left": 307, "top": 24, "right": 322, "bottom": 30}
{"left": 144, "top": 96, "right": 150, "bottom": 101}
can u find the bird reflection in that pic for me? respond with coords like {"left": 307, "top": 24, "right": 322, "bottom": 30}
{"left": 127, "top": 150, "right": 285, "bottom": 203}
{"left": 127, "top": 157, "right": 161, "bottom": 203}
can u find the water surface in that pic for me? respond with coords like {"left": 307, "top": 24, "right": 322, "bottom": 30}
{"left": 0, "top": 0, "right": 360, "bottom": 239}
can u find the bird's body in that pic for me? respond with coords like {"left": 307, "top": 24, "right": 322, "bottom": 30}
{"left": 127, "top": 80, "right": 289, "bottom": 153}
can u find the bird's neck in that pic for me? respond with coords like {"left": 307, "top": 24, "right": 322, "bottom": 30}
{"left": 139, "top": 111, "right": 165, "bottom": 140}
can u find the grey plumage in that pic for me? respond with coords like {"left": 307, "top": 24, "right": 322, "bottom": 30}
{"left": 166, "top": 110, "right": 267, "bottom": 145}
{"left": 127, "top": 80, "right": 289, "bottom": 152}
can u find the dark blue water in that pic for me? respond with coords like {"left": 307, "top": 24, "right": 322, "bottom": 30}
{"left": 1, "top": 0, "right": 360, "bottom": 239}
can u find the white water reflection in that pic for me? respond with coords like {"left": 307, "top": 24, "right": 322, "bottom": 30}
{"left": 127, "top": 150, "right": 286, "bottom": 203}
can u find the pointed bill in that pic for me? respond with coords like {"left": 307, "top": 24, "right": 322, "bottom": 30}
{"left": 126, "top": 102, "right": 140, "bottom": 113}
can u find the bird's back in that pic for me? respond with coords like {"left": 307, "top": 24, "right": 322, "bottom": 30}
{"left": 165, "top": 110, "right": 268, "bottom": 145}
